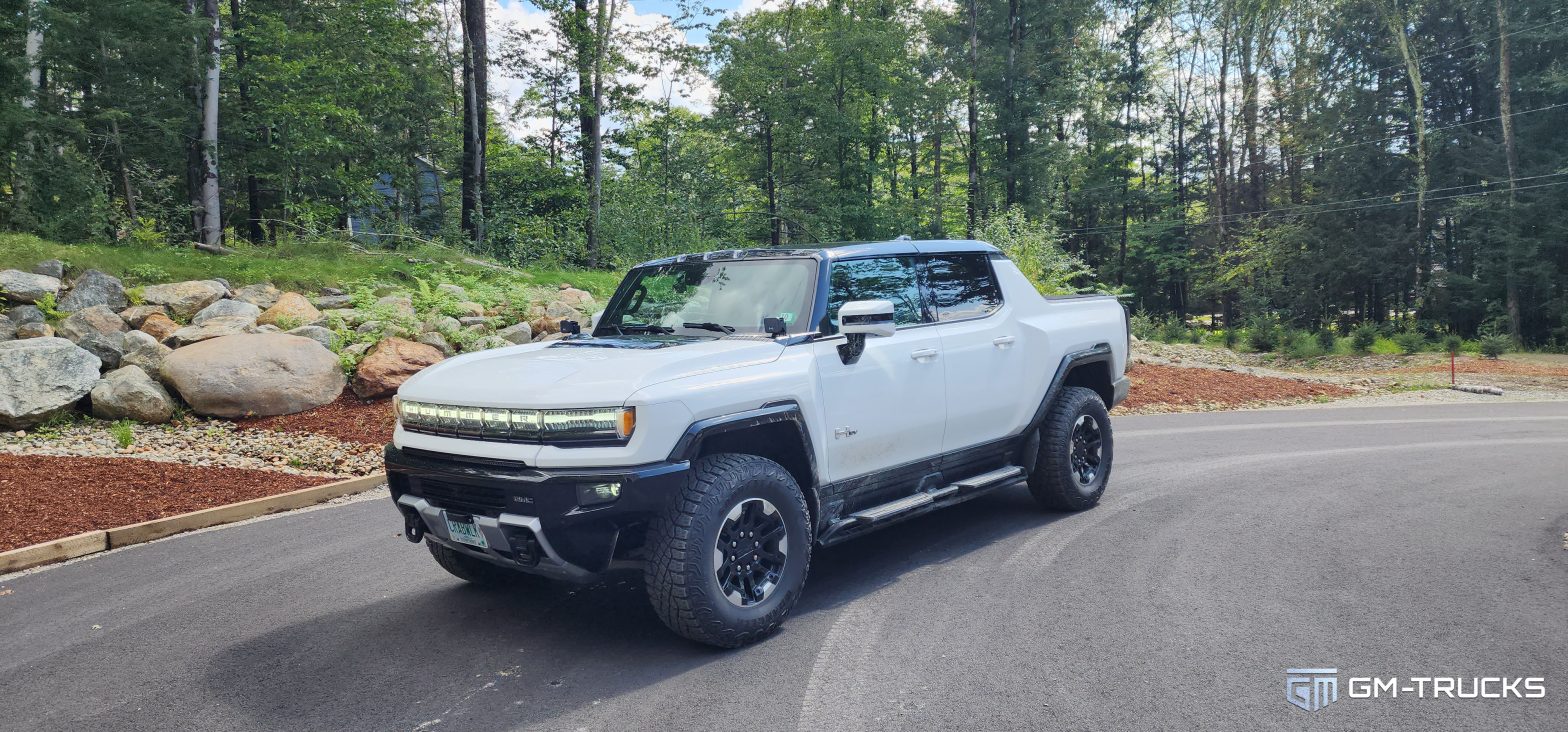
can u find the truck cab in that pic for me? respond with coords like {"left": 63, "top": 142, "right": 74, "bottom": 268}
{"left": 385, "top": 239, "right": 1129, "bottom": 646}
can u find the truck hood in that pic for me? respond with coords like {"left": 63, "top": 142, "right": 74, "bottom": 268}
{"left": 396, "top": 336, "right": 784, "bottom": 408}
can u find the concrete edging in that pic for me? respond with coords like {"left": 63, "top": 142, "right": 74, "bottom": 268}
{"left": 0, "top": 472, "right": 386, "bottom": 574}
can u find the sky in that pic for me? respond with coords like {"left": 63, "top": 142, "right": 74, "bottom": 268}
{"left": 490, "top": 0, "right": 766, "bottom": 138}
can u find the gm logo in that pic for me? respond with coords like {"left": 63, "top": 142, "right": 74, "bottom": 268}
{"left": 1286, "top": 668, "right": 1339, "bottom": 712}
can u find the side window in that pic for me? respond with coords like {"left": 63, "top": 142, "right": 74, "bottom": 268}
{"left": 821, "top": 256, "right": 927, "bottom": 335}
{"left": 925, "top": 254, "right": 1003, "bottom": 322}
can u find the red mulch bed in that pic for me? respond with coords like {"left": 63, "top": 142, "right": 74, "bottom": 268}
{"left": 0, "top": 455, "right": 332, "bottom": 552}
{"left": 1386, "top": 357, "right": 1568, "bottom": 378}
{"left": 1120, "top": 363, "right": 1353, "bottom": 411}
{"left": 235, "top": 390, "right": 395, "bottom": 446}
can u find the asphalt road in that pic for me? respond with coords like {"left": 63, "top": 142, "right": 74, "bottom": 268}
{"left": 3, "top": 401, "right": 1566, "bottom": 731}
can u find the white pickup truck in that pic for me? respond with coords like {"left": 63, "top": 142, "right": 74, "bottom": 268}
{"left": 385, "top": 239, "right": 1129, "bottom": 646}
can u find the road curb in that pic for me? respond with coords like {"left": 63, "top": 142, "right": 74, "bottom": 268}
{"left": 0, "top": 473, "right": 386, "bottom": 574}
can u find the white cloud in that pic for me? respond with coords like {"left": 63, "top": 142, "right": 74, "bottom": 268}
{"left": 488, "top": 0, "right": 716, "bottom": 140}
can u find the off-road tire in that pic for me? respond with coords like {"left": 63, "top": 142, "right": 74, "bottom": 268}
{"left": 427, "top": 540, "right": 530, "bottom": 587}
{"left": 644, "top": 453, "right": 813, "bottom": 648}
{"left": 1028, "top": 386, "right": 1113, "bottom": 511}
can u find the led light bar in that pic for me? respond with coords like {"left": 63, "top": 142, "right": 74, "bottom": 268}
{"left": 396, "top": 400, "right": 634, "bottom": 443}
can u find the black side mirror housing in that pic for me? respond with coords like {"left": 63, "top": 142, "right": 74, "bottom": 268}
{"left": 762, "top": 317, "right": 788, "bottom": 338}
{"left": 560, "top": 319, "right": 581, "bottom": 335}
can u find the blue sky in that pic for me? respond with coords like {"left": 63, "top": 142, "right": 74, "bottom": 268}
{"left": 496, "top": 0, "right": 747, "bottom": 45}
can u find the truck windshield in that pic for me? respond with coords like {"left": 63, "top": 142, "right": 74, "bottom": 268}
{"left": 595, "top": 258, "right": 817, "bottom": 338}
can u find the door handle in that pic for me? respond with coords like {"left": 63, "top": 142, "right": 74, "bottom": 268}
{"left": 910, "top": 348, "right": 939, "bottom": 362}
{"left": 993, "top": 336, "right": 1016, "bottom": 349}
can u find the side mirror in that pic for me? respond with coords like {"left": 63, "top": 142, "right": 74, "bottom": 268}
{"left": 839, "top": 300, "right": 896, "bottom": 338}
{"left": 560, "top": 319, "right": 581, "bottom": 335}
{"left": 836, "top": 300, "right": 895, "bottom": 365}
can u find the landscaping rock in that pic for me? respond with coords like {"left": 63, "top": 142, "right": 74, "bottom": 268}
{"left": 315, "top": 308, "right": 364, "bottom": 327}
{"left": 250, "top": 324, "right": 282, "bottom": 334}
{"left": 320, "top": 286, "right": 346, "bottom": 296}
{"left": 497, "top": 321, "right": 533, "bottom": 345}
{"left": 16, "top": 322, "right": 53, "bottom": 339}
{"left": 464, "top": 322, "right": 493, "bottom": 336}
{"left": 140, "top": 280, "right": 228, "bottom": 320}
{"left": 351, "top": 337, "right": 443, "bottom": 399}
{"left": 311, "top": 294, "right": 353, "bottom": 309}
{"left": 530, "top": 315, "right": 568, "bottom": 336}
{"left": 192, "top": 298, "right": 262, "bottom": 325}
{"left": 416, "top": 331, "right": 454, "bottom": 357}
{"left": 0, "top": 316, "right": 14, "bottom": 342}
{"left": 0, "top": 269, "right": 61, "bottom": 304}
{"left": 458, "top": 316, "right": 488, "bottom": 327}
{"left": 0, "top": 337, "right": 101, "bottom": 428}
{"left": 120, "top": 330, "right": 173, "bottom": 374}
{"left": 256, "top": 291, "right": 321, "bottom": 328}
{"left": 58, "top": 305, "right": 128, "bottom": 369}
{"left": 422, "top": 315, "right": 460, "bottom": 334}
{"left": 536, "top": 332, "right": 567, "bottom": 343}
{"left": 454, "top": 301, "right": 486, "bottom": 318}
{"left": 7, "top": 304, "right": 44, "bottom": 325}
{"left": 57, "top": 269, "right": 128, "bottom": 312}
{"left": 31, "top": 260, "right": 66, "bottom": 279}
{"left": 468, "top": 335, "right": 511, "bottom": 351}
{"left": 118, "top": 304, "right": 168, "bottom": 327}
{"left": 545, "top": 301, "right": 584, "bottom": 319}
{"left": 342, "top": 342, "right": 372, "bottom": 358}
{"left": 165, "top": 315, "right": 255, "bottom": 347}
{"left": 556, "top": 287, "right": 595, "bottom": 308}
{"left": 160, "top": 333, "right": 345, "bottom": 418}
{"left": 437, "top": 283, "right": 467, "bottom": 299}
{"left": 90, "top": 365, "right": 175, "bottom": 423}
{"left": 285, "top": 325, "right": 337, "bottom": 351}
{"left": 375, "top": 294, "right": 417, "bottom": 319}
{"left": 233, "top": 282, "right": 282, "bottom": 308}
{"left": 138, "top": 312, "right": 179, "bottom": 341}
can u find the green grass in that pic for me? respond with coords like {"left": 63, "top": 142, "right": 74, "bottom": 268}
{"left": 0, "top": 233, "right": 623, "bottom": 301}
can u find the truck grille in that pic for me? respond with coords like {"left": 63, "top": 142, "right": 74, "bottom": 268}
{"left": 415, "top": 479, "right": 508, "bottom": 516}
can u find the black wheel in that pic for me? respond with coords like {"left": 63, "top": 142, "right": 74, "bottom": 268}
{"left": 1028, "top": 386, "right": 1113, "bottom": 511}
{"left": 427, "top": 540, "right": 532, "bottom": 587}
{"left": 644, "top": 453, "right": 813, "bottom": 648}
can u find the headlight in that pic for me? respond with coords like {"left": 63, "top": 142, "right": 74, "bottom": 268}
{"left": 576, "top": 482, "right": 622, "bottom": 507}
{"left": 397, "top": 401, "right": 634, "bottom": 443}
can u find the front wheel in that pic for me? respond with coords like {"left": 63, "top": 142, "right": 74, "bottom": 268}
{"left": 1028, "top": 386, "right": 1113, "bottom": 511}
{"left": 644, "top": 453, "right": 813, "bottom": 648}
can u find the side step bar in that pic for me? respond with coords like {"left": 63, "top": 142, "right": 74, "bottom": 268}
{"left": 846, "top": 465, "right": 1027, "bottom": 526}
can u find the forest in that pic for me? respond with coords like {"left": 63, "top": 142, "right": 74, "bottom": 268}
{"left": 1, "top": 0, "right": 1565, "bottom": 346}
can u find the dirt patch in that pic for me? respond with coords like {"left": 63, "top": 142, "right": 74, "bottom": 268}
{"left": 235, "top": 390, "right": 395, "bottom": 446}
{"left": 1383, "top": 357, "right": 1568, "bottom": 378}
{"left": 1119, "top": 363, "right": 1354, "bottom": 413}
{"left": 0, "top": 454, "right": 331, "bottom": 551}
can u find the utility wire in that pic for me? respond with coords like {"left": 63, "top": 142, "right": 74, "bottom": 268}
{"left": 1357, "top": 12, "right": 1568, "bottom": 79}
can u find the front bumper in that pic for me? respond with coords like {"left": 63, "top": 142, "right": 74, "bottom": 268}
{"left": 385, "top": 444, "right": 690, "bottom": 581}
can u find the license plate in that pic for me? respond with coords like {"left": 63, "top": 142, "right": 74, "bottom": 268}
{"left": 444, "top": 514, "right": 489, "bottom": 549}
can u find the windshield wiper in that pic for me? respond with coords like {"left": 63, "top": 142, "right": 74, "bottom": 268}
{"left": 682, "top": 321, "right": 736, "bottom": 334}
{"left": 619, "top": 323, "right": 675, "bottom": 334}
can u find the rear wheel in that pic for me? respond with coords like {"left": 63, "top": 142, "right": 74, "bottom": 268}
{"left": 644, "top": 453, "right": 812, "bottom": 648}
{"left": 1028, "top": 386, "right": 1113, "bottom": 511}
{"left": 427, "top": 541, "right": 531, "bottom": 587}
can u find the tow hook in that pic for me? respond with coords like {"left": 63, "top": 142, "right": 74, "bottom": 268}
{"left": 402, "top": 508, "right": 426, "bottom": 543}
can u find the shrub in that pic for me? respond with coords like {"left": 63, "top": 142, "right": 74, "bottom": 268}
{"left": 110, "top": 420, "right": 135, "bottom": 449}
{"left": 34, "top": 292, "right": 61, "bottom": 321}
{"left": 1441, "top": 335, "right": 1463, "bottom": 355}
{"left": 1315, "top": 329, "right": 1338, "bottom": 353}
{"left": 1479, "top": 334, "right": 1509, "bottom": 359}
{"left": 1350, "top": 324, "right": 1379, "bottom": 353}
{"left": 1246, "top": 320, "right": 1281, "bottom": 352}
{"left": 1128, "top": 312, "right": 1158, "bottom": 341}
{"left": 1159, "top": 319, "right": 1189, "bottom": 343}
{"left": 1223, "top": 329, "right": 1239, "bottom": 349}
{"left": 1393, "top": 331, "right": 1426, "bottom": 355}
{"left": 1283, "top": 331, "right": 1319, "bottom": 359}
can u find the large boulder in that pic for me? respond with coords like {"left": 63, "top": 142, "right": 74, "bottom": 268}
{"left": 351, "top": 337, "right": 443, "bottom": 399}
{"left": 139, "top": 312, "right": 179, "bottom": 341}
{"left": 555, "top": 287, "right": 596, "bottom": 309}
{"left": 256, "top": 292, "right": 321, "bottom": 328}
{"left": 90, "top": 365, "right": 175, "bottom": 424}
{"left": 0, "top": 269, "right": 62, "bottom": 304}
{"left": 454, "top": 301, "right": 486, "bottom": 318}
{"left": 311, "top": 293, "right": 353, "bottom": 309}
{"left": 233, "top": 283, "right": 282, "bottom": 308}
{"left": 374, "top": 294, "right": 417, "bottom": 320}
{"left": 164, "top": 315, "right": 256, "bottom": 348}
{"left": 422, "top": 315, "right": 460, "bottom": 334}
{"left": 58, "top": 305, "right": 129, "bottom": 369}
{"left": 160, "top": 333, "right": 345, "bottom": 418}
{"left": 437, "top": 283, "right": 467, "bottom": 299}
{"left": 120, "top": 330, "right": 173, "bottom": 374}
{"left": 57, "top": 269, "right": 128, "bottom": 312}
{"left": 192, "top": 298, "right": 261, "bottom": 325}
{"left": 139, "top": 280, "right": 228, "bottom": 320}
{"left": 545, "top": 301, "right": 583, "bottom": 319}
{"left": 497, "top": 321, "right": 533, "bottom": 345}
{"left": 7, "top": 304, "right": 44, "bottom": 325}
{"left": 416, "top": 331, "right": 454, "bottom": 357}
{"left": 0, "top": 338, "right": 101, "bottom": 428}
{"left": 31, "top": 260, "right": 66, "bottom": 279}
{"left": 15, "top": 322, "right": 53, "bottom": 339}
{"left": 285, "top": 325, "right": 337, "bottom": 351}
{"left": 0, "top": 315, "right": 14, "bottom": 342}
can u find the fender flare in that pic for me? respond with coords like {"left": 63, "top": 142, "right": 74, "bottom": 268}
{"left": 665, "top": 402, "right": 820, "bottom": 489}
{"left": 1020, "top": 343, "right": 1116, "bottom": 439}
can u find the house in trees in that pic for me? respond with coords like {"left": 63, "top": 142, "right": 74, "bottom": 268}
{"left": 347, "top": 156, "right": 446, "bottom": 243}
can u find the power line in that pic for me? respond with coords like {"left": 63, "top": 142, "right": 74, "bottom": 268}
{"left": 1061, "top": 174, "right": 1568, "bottom": 235}
{"left": 1358, "top": 12, "right": 1568, "bottom": 79}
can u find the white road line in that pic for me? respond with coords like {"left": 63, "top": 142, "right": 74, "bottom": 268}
{"left": 1119, "top": 415, "right": 1568, "bottom": 438}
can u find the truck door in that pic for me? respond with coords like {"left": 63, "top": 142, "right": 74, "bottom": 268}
{"left": 813, "top": 256, "right": 947, "bottom": 484}
{"left": 925, "top": 253, "right": 1027, "bottom": 451}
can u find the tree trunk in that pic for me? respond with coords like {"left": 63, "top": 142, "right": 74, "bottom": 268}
{"left": 1002, "top": 0, "right": 1021, "bottom": 207}
{"left": 930, "top": 119, "right": 944, "bottom": 238}
{"left": 1496, "top": 0, "right": 1522, "bottom": 343}
{"left": 764, "top": 121, "right": 780, "bottom": 246}
{"left": 1381, "top": 4, "right": 1429, "bottom": 294}
{"left": 460, "top": 0, "right": 488, "bottom": 245}
{"left": 965, "top": 0, "right": 979, "bottom": 237}
{"left": 230, "top": 0, "right": 264, "bottom": 243}
{"left": 195, "top": 0, "right": 225, "bottom": 254}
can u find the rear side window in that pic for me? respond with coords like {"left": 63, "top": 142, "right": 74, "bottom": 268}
{"left": 925, "top": 254, "right": 1003, "bottom": 322}
{"left": 821, "top": 256, "right": 928, "bottom": 335}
